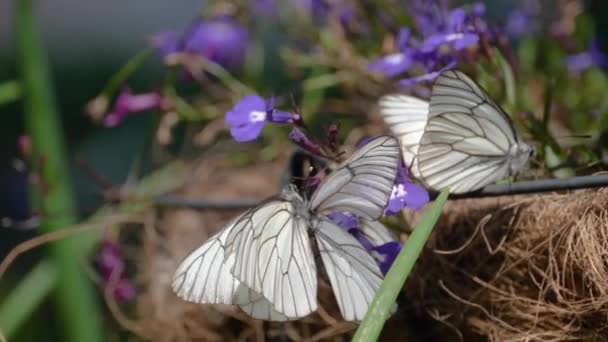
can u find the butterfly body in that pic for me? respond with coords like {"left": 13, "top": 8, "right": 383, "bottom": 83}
{"left": 172, "top": 136, "right": 401, "bottom": 321}
{"left": 380, "top": 70, "right": 533, "bottom": 194}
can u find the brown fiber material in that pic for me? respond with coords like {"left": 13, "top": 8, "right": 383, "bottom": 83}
{"left": 408, "top": 188, "right": 608, "bottom": 341}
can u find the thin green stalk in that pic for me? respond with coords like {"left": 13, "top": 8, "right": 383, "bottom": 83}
{"left": 353, "top": 188, "right": 450, "bottom": 341}
{"left": 0, "top": 261, "right": 58, "bottom": 337}
{"left": 101, "top": 49, "right": 152, "bottom": 96}
{"left": 0, "top": 80, "right": 21, "bottom": 105}
{"left": 16, "top": 0, "right": 103, "bottom": 340}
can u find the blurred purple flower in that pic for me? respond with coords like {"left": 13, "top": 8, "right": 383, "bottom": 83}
{"left": 103, "top": 88, "right": 163, "bottom": 128}
{"left": 369, "top": 1, "right": 484, "bottom": 84}
{"left": 367, "top": 53, "right": 413, "bottom": 77}
{"left": 566, "top": 40, "right": 608, "bottom": 73}
{"left": 149, "top": 31, "right": 182, "bottom": 59}
{"left": 226, "top": 95, "right": 297, "bottom": 142}
{"left": 151, "top": 16, "right": 249, "bottom": 70}
{"left": 396, "top": 61, "right": 457, "bottom": 87}
{"left": 184, "top": 17, "right": 249, "bottom": 69}
{"left": 98, "top": 239, "right": 136, "bottom": 302}
{"left": 384, "top": 162, "right": 429, "bottom": 216}
{"left": 505, "top": 8, "right": 538, "bottom": 39}
{"left": 420, "top": 8, "right": 480, "bottom": 53}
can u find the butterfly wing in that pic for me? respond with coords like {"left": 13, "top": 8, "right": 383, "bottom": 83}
{"left": 171, "top": 218, "right": 289, "bottom": 321}
{"left": 417, "top": 70, "right": 522, "bottom": 193}
{"left": 308, "top": 136, "right": 400, "bottom": 220}
{"left": 379, "top": 94, "right": 429, "bottom": 178}
{"left": 314, "top": 219, "right": 384, "bottom": 321}
{"left": 225, "top": 200, "right": 318, "bottom": 319}
{"left": 359, "top": 219, "right": 398, "bottom": 246}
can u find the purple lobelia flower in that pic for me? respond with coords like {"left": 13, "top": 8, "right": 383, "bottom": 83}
{"left": 226, "top": 95, "right": 297, "bottom": 142}
{"left": 327, "top": 211, "right": 402, "bottom": 275}
{"left": 151, "top": 16, "right": 249, "bottom": 70}
{"left": 371, "top": 241, "right": 402, "bottom": 274}
{"left": 367, "top": 28, "right": 414, "bottom": 77}
{"left": 565, "top": 40, "right": 608, "bottom": 73}
{"left": 419, "top": 7, "right": 480, "bottom": 53}
{"left": 384, "top": 162, "right": 429, "bottom": 216}
{"left": 183, "top": 16, "right": 249, "bottom": 70}
{"left": 369, "top": 1, "right": 486, "bottom": 85}
{"left": 103, "top": 88, "right": 164, "bottom": 128}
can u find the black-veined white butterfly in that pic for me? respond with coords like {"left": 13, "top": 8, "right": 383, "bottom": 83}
{"left": 172, "top": 136, "right": 400, "bottom": 321}
{"left": 380, "top": 70, "right": 534, "bottom": 194}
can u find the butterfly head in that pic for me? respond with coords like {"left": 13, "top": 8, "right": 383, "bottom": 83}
{"left": 509, "top": 142, "right": 534, "bottom": 175}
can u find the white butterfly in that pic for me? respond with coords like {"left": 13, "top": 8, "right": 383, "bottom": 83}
{"left": 172, "top": 136, "right": 400, "bottom": 321}
{"left": 380, "top": 70, "right": 534, "bottom": 194}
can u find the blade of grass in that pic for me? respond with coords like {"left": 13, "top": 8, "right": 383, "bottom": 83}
{"left": 16, "top": 0, "right": 103, "bottom": 340}
{"left": 0, "top": 261, "right": 58, "bottom": 337}
{"left": 353, "top": 188, "right": 450, "bottom": 341}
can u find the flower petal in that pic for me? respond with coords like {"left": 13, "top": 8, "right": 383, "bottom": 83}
{"left": 367, "top": 53, "right": 413, "bottom": 77}
{"left": 225, "top": 95, "right": 266, "bottom": 125}
{"left": 372, "top": 241, "right": 402, "bottom": 275}
{"left": 403, "top": 182, "right": 429, "bottom": 210}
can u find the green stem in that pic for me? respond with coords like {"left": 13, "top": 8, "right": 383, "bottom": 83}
{"left": 102, "top": 49, "right": 152, "bottom": 96}
{"left": 0, "top": 261, "right": 58, "bottom": 337}
{"left": 16, "top": 0, "right": 103, "bottom": 340}
{"left": 353, "top": 188, "right": 450, "bottom": 341}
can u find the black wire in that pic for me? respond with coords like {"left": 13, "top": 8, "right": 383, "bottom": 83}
{"left": 443, "top": 174, "right": 608, "bottom": 200}
{"left": 154, "top": 174, "right": 608, "bottom": 210}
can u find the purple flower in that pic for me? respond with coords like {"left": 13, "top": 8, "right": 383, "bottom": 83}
{"left": 152, "top": 16, "right": 249, "bottom": 70}
{"left": 565, "top": 40, "right": 608, "bottom": 73}
{"left": 226, "top": 95, "right": 297, "bottom": 142}
{"left": 103, "top": 88, "right": 163, "bottom": 127}
{"left": 371, "top": 242, "right": 402, "bottom": 274}
{"left": 384, "top": 162, "right": 429, "bottom": 216}
{"left": 420, "top": 7, "right": 480, "bottom": 53}
{"left": 327, "top": 212, "right": 403, "bottom": 275}
{"left": 289, "top": 127, "right": 323, "bottom": 155}
{"left": 183, "top": 17, "right": 249, "bottom": 70}
{"left": 97, "top": 239, "right": 136, "bottom": 302}
{"left": 504, "top": 4, "right": 540, "bottom": 40}
{"left": 367, "top": 53, "right": 413, "bottom": 77}
{"left": 396, "top": 61, "right": 457, "bottom": 87}
{"left": 149, "top": 31, "right": 181, "bottom": 59}
{"left": 327, "top": 211, "right": 359, "bottom": 230}
{"left": 370, "top": 1, "right": 485, "bottom": 84}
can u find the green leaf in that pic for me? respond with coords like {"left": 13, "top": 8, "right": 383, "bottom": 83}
{"left": 0, "top": 261, "right": 57, "bottom": 337}
{"left": 0, "top": 80, "right": 21, "bottom": 105}
{"left": 353, "top": 188, "right": 450, "bottom": 341}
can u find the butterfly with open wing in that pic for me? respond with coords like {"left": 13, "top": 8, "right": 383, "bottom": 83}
{"left": 380, "top": 69, "right": 534, "bottom": 194}
{"left": 172, "top": 136, "right": 401, "bottom": 321}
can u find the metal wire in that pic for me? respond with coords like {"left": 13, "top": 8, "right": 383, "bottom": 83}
{"left": 446, "top": 174, "right": 608, "bottom": 200}
{"left": 154, "top": 174, "right": 608, "bottom": 210}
